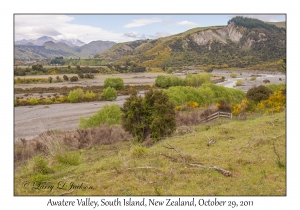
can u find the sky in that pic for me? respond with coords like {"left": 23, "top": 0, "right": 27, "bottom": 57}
{"left": 14, "top": 14, "right": 286, "bottom": 44}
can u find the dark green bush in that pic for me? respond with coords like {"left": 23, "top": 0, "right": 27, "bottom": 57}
{"left": 104, "top": 77, "right": 124, "bottom": 90}
{"left": 246, "top": 85, "right": 273, "bottom": 102}
{"left": 121, "top": 89, "right": 176, "bottom": 142}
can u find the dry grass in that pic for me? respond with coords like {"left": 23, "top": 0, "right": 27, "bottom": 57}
{"left": 14, "top": 125, "right": 132, "bottom": 167}
{"left": 14, "top": 112, "right": 286, "bottom": 196}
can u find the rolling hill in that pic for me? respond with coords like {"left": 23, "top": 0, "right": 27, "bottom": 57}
{"left": 95, "top": 17, "right": 286, "bottom": 70}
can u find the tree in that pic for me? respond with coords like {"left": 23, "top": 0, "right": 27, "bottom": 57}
{"left": 121, "top": 89, "right": 176, "bottom": 142}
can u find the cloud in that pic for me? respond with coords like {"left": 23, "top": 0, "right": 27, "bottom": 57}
{"left": 124, "top": 18, "right": 162, "bottom": 28}
{"left": 176, "top": 21, "right": 198, "bottom": 28}
{"left": 124, "top": 32, "right": 138, "bottom": 38}
{"left": 14, "top": 15, "right": 132, "bottom": 43}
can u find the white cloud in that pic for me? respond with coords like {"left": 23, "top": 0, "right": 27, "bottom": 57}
{"left": 14, "top": 15, "right": 132, "bottom": 43}
{"left": 124, "top": 18, "right": 162, "bottom": 28}
{"left": 176, "top": 20, "right": 198, "bottom": 28}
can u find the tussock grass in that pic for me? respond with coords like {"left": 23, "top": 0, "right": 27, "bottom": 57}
{"left": 14, "top": 112, "right": 286, "bottom": 196}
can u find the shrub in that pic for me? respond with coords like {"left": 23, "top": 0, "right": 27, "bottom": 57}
{"left": 216, "top": 100, "right": 231, "bottom": 112}
{"left": 155, "top": 75, "right": 170, "bottom": 88}
{"left": 186, "top": 72, "right": 211, "bottom": 86}
{"left": 14, "top": 99, "right": 18, "bottom": 107}
{"left": 121, "top": 89, "right": 176, "bottom": 141}
{"left": 257, "top": 90, "right": 286, "bottom": 114}
{"left": 246, "top": 85, "right": 273, "bottom": 102}
{"left": 265, "top": 83, "right": 286, "bottom": 92}
{"left": 167, "top": 84, "right": 246, "bottom": 106}
{"left": 236, "top": 79, "right": 244, "bottom": 86}
{"left": 79, "top": 104, "right": 122, "bottom": 129}
{"left": 63, "top": 75, "right": 69, "bottom": 81}
{"left": 167, "top": 67, "right": 173, "bottom": 74}
{"left": 131, "top": 145, "right": 148, "bottom": 157}
{"left": 101, "top": 87, "right": 117, "bottom": 101}
{"left": 230, "top": 72, "right": 237, "bottom": 78}
{"left": 68, "top": 88, "right": 84, "bottom": 103}
{"left": 104, "top": 77, "right": 124, "bottom": 90}
{"left": 251, "top": 75, "right": 257, "bottom": 81}
{"left": 85, "top": 91, "right": 95, "bottom": 101}
{"left": 30, "top": 98, "right": 38, "bottom": 105}
{"left": 32, "top": 156, "right": 53, "bottom": 174}
{"left": 232, "top": 99, "right": 249, "bottom": 115}
{"left": 70, "top": 76, "right": 78, "bottom": 82}
{"left": 56, "top": 152, "right": 80, "bottom": 165}
{"left": 263, "top": 79, "right": 270, "bottom": 83}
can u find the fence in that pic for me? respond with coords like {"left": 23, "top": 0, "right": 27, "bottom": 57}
{"left": 199, "top": 111, "right": 232, "bottom": 123}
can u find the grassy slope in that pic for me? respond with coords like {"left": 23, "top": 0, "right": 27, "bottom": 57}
{"left": 14, "top": 112, "right": 286, "bottom": 196}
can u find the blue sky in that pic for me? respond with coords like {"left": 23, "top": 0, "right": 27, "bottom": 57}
{"left": 15, "top": 14, "right": 286, "bottom": 44}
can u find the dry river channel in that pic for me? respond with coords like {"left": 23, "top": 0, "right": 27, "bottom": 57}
{"left": 14, "top": 71, "right": 285, "bottom": 141}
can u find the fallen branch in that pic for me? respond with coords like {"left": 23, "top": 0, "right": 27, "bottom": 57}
{"left": 269, "top": 121, "right": 274, "bottom": 126}
{"left": 189, "top": 164, "right": 232, "bottom": 177}
{"left": 162, "top": 143, "right": 186, "bottom": 162}
{"left": 160, "top": 153, "right": 179, "bottom": 162}
{"left": 244, "top": 138, "right": 256, "bottom": 147}
{"left": 273, "top": 133, "right": 285, "bottom": 140}
{"left": 205, "top": 134, "right": 216, "bottom": 146}
{"left": 125, "top": 167, "right": 160, "bottom": 171}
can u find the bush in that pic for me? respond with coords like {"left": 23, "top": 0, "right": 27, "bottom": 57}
{"left": 155, "top": 75, "right": 170, "bottom": 88}
{"left": 79, "top": 104, "right": 122, "bottom": 129}
{"left": 30, "top": 98, "right": 38, "bottom": 105}
{"left": 185, "top": 72, "right": 211, "bottom": 86}
{"left": 56, "top": 152, "right": 80, "bottom": 165}
{"left": 131, "top": 145, "right": 148, "bottom": 157}
{"left": 230, "top": 72, "right": 237, "bottom": 78}
{"left": 68, "top": 88, "right": 84, "bottom": 103}
{"left": 104, "top": 77, "right": 124, "bottom": 90}
{"left": 251, "top": 75, "right": 257, "bottom": 81}
{"left": 167, "top": 67, "right": 173, "bottom": 74}
{"left": 70, "top": 76, "right": 78, "bottom": 82}
{"left": 216, "top": 100, "right": 231, "bottom": 112}
{"left": 85, "top": 91, "right": 95, "bottom": 101}
{"left": 14, "top": 99, "right": 18, "bottom": 107}
{"left": 246, "top": 85, "right": 273, "bottom": 102}
{"left": 167, "top": 84, "right": 246, "bottom": 106}
{"left": 265, "top": 83, "right": 286, "bottom": 92}
{"left": 63, "top": 75, "right": 69, "bottom": 81}
{"left": 121, "top": 89, "right": 176, "bottom": 141}
{"left": 101, "top": 87, "right": 117, "bottom": 101}
{"left": 32, "top": 156, "right": 53, "bottom": 174}
{"left": 236, "top": 79, "right": 244, "bottom": 86}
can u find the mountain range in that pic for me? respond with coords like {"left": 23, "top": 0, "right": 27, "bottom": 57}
{"left": 14, "top": 36, "right": 116, "bottom": 60}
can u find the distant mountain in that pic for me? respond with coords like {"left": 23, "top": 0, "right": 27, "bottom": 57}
{"left": 15, "top": 36, "right": 86, "bottom": 47}
{"left": 59, "top": 39, "right": 86, "bottom": 47}
{"left": 95, "top": 17, "right": 286, "bottom": 70}
{"left": 14, "top": 37, "right": 116, "bottom": 60}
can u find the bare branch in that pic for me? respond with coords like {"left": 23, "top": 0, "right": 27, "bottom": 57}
{"left": 160, "top": 153, "right": 179, "bottom": 162}
{"left": 162, "top": 143, "right": 186, "bottom": 162}
{"left": 269, "top": 121, "right": 274, "bottom": 126}
{"left": 205, "top": 134, "right": 216, "bottom": 146}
